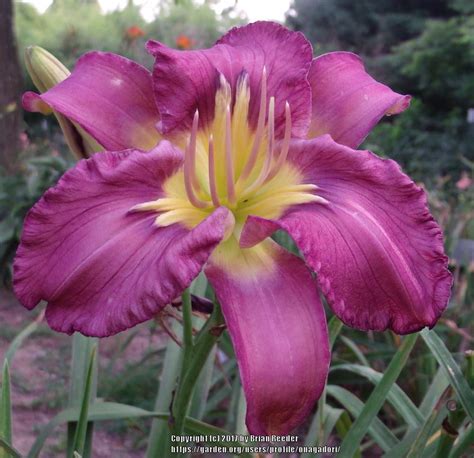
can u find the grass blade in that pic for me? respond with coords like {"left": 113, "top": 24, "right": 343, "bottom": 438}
{"left": 29, "top": 402, "right": 252, "bottom": 458}
{"left": 189, "top": 345, "right": 216, "bottom": 420}
{"left": 340, "top": 336, "right": 370, "bottom": 366}
{"left": 326, "top": 385, "right": 399, "bottom": 452}
{"left": 328, "top": 315, "right": 344, "bottom": 348}
{"left": 421, "top": 329, "right": 474, "bottom": 420}
{"left": 419, "top": 366, "right": 449, "bottom": 417}
{"left": 235, "top": 386, "right": 247, "bottom": 435}
{"left": 448, "top": 424, "right": 474, "bottom": 458}
{"left": 145, "top": 321, "right": 182, "bottom": 458}
{"left": 70, "top": 347, "right": 96, "bottom": 458}
{"left": 303, "top": 405, "right": 344, "bottom": 457}
{"left": 338, "top": 333, "right": 418, "bottom": 458}
{"left": 0, "top": 361, "right": 12, "bottom": 458}
{"left": 0, "top": 438, "right": 21, "bottom": 458}
{"left": 331, "top": 363, "right": 424, "bottom": 427}
{"left": 406, "top": 402, "right": 448, "bottom": 458}
{"left": 313, "top": 316, "right": 344, "bottom": 447}
{"left": 336, "top": 411, "right": 362, "bottom": 458}
{"left": 67, "top": 334, "right": 97, "bottom": 458}
{"left": 4, "top": 311, "right": 44, "bottom": 365}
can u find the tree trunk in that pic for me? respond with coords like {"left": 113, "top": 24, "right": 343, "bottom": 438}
{"left": 0, "top": 0, "right": 23, "bottom": 173}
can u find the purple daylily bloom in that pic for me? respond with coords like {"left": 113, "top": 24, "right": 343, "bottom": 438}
{"left": 16, "top": 22, "right": 452, "bottom": 436}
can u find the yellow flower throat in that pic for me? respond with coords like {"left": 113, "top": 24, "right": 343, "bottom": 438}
{"left": 133, "top": 70, "right": 327, "bottom": 235}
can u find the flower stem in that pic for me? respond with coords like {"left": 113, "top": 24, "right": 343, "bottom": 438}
{"left": 171, "top": 291, "right": 225, "bottom": 441}
{"left": 181, "top": 288, "right": 194, "bottom": 367}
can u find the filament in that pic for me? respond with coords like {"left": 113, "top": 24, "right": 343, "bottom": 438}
{"left": 225, "top": 104, "right": 236, "bottom": 205}
{"left": 238, "top": 66, "right": 267, "bottom": 182}
{"left": 266, "top": 101, "right": 292, "bottom": 182}
{"left": 184, "top": 110, "right": 209, "bottom": 209}
{"left": 208, "top": 135, "right": 220, "bottom": 206}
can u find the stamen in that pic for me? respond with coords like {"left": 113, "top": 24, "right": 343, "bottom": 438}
{"left": 240, "top": 97, "right": 275, "bottom": 198}
{"left": 184, "top": 110, "right": 209, "bottom": 209}
{"left": 265, "top": 96, "right": 275, "bottom": 172}
{"left": 208, "top": 134, "right": 220, "bottom": 207}
{"left": 265, "top": 101, "right": 292, "bottom": 183}
{"left": 189, "top": 110, "right": 200, "bottom": 190}
{"left": 237, "top": 193, "right": 328, "bottom": 217}
{"left": 238, "top": 66, "right": 267, "bottom": 182}
{"left": 225, "top": 104, "right": 236, "bottom": 205}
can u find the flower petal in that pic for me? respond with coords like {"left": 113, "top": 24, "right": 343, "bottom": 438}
{"left": 205, "top": 238, "right": 330, "bottom": 435}
{"left": 241, "top": 135, "right": 452, "bottom": 334}
{"left": 14, "top": 141, "right": 232, "bottom": 337}
{"left": 23, "top": 52, "right": 161, "bottom": 151}
{"left": 147, "top": 21, "right": 312, "bottom": 138}
{"left": 308, "top": 52, "right": 411, "bottom": 148}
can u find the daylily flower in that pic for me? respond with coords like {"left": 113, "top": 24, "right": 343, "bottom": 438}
{"left": 15, "top": 22, "right": 452, "bottom": 436}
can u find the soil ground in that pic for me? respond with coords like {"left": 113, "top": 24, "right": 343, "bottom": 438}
{"left": 0, "top": 288, "right": 164, "bottom": 457}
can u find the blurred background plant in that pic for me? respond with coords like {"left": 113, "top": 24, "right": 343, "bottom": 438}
{"left": 0, "top": 0, "right": 473, "bottom": 457}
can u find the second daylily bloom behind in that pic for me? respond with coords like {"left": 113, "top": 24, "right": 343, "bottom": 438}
{"left": 16, "top": 22, "right": 452, "bottom": 436}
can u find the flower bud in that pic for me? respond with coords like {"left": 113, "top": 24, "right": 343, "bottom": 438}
{"left": 25, "top": 46, "right": 69, "bottom": 94}
{"left": 24, "top": 46, "right": 102, "bottom": 159}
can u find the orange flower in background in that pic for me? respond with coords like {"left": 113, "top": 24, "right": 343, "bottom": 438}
{"left": 126, "top": 25, "right": 145, "bottom": 40}
{"left": 176, "top": 34, "right": 193, "bottom": 50}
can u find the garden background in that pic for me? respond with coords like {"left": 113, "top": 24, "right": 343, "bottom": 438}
{"left": 0, "top": 0, "right": 473, "bottom": 457}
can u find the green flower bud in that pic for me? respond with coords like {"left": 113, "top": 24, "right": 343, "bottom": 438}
{"left": 24, "top": 46, "right": 102, "bottom": 159}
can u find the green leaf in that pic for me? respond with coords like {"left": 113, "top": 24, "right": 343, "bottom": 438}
{"left": 70, "top": 347, "right": 96, "bottom": 458}
{"left": 326, "top": 385, "right": 399, "bottom": 452}
{"left": 235, "top": 386, "right": 247, "bottom": 436}
{"left": 448, "top": 424, "right": 474, "bottom": 458}
{"left": 28, "top": 402, "right": 251, "bottom": 458}
{"left": 303, "top": 405, "right": 344, "bottom": 457}
{"left": 145, "top": 321, "right": 182, "bottom": 458}
{"left": 331, "top": 363, "right": 424, "bottom": 428}
{"left": 170, "top": 298, "right": 225, "bottom": 458}
{"left": 383, "top": 420, "right": 445, "bottom": 458}
{"left": 406, "top": 402, "right": 448, "bottom": 458}
{"left": 336, "top": 411, "right": 362, "bottom": 458}
{"left": 421, "top": 329, "right": 474, "bottom": 420}
{"left": 340, "top": 336, "right": 370, "bottom": 366}
{"left": 0, "top": 361, "right": 12, "bottom": 458}
{"left": 328, "top": 315, "right": 344, "bottom": 348}
{"left": 189, "top": 344, "right": 216, "bottom": 420}
{"left": 384, "top": 429, "right": 420, "bottom": 458}
{"left": 225, "top": 375, "right": 242, "bottom": 433}
{"left": 338, "top": 333, "right": 418, "bottom": 458}
{"left": 419, "top": 366, "right": 449, "bottom": 417}
{"left": 0, "top": 438, "right": 21, "bottom": 458}
{"left": 4, "top": 313, "right": 43, "bottom": 365}
{"left": 0, "top": 216, "right": 16, "bottom": 244}
{"left": 314, "top": 315, "right": 344, "bottom": 447}
{"left": 67, "top": 334, "right": 97, "bottom": 458}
